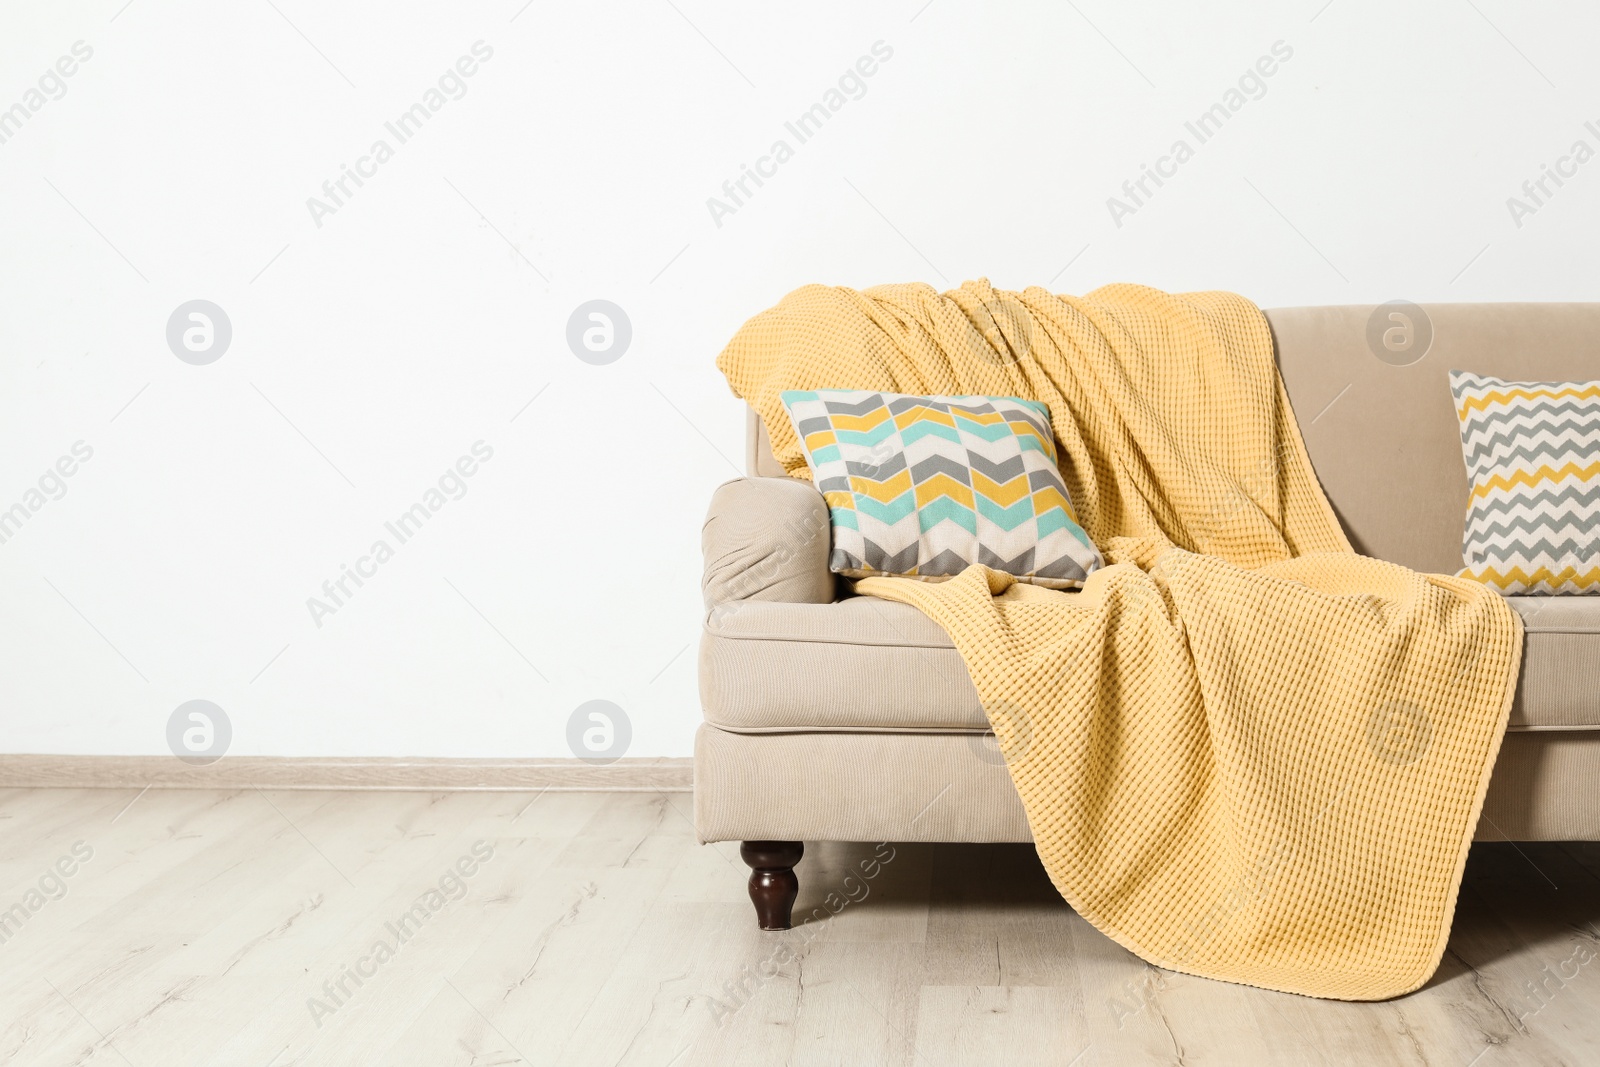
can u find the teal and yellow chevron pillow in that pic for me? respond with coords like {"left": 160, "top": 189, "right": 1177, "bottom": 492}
{"left": 1451, "top": 371, "right": 1600, "bottom": 594}
{"left": 779, "top": 389, "right": 1104, "bottom": 589}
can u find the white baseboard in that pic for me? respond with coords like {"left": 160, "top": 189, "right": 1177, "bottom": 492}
{"left": 0, "top": 755, "right": 694, "bottom": 792}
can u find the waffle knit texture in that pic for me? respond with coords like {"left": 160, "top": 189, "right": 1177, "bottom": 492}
{"left": 716, "top": 280, "right": 1523, "bottom": 1000}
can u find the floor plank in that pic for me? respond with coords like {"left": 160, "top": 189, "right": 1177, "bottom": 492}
{"left": 2, "top": 790, "right": 1599, "bottom": 1066}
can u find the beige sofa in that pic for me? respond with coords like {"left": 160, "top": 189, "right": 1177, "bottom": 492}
{"left": 696, "top": 303, "right": 1600, "bottom": 929}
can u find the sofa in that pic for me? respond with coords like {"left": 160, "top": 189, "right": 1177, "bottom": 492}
{"left": 696, "top": 302, "right": 1600, "bottom": 930}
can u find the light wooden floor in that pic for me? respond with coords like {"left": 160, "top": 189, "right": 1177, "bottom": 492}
{"left": 2, "top": 789, "right": 1599, "bottom": 1066}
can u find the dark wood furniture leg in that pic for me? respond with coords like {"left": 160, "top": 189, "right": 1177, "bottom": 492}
{"left": 740, "top": 840, "right": 803, "bottom": 930}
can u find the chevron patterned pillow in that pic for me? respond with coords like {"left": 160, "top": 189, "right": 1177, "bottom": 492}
{"left": 779, "top": 389, "right": 1104, "bottom": 589}
{"left": 1451, "top": 371, "right": 1600, "bottom": 594}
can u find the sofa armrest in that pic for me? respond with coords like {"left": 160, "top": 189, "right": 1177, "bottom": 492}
{"left": 702, "top": 477, "right": 833, "bottom": 607}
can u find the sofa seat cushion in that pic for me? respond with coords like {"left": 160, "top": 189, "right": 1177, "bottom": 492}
{"left": 1511, "top": 596, "right": 1600, "bottom": 728}
{"left": 701, "top": 597, "right": 984, "bottom": 732}
{"left": 701, "top": 594, "right": 1600, "bottom": 732}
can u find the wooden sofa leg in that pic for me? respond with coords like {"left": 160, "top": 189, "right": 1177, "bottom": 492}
{"left": 740, "top": 841, "right": 803, "bottom": 931}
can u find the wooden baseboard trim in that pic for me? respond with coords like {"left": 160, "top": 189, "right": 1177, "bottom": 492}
{"left": 0, "top": 755, "right": 694, "bottom": 792}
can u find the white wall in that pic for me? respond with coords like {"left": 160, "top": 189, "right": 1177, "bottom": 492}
{"left": 1, "top": 0, "right": 1595, "bottom": 760}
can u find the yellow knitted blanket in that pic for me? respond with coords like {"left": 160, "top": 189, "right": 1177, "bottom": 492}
{"left": 717, "top": 280, "right": 1523, "bottom": 1000}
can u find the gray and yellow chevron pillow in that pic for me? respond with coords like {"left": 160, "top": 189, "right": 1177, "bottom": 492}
{"left": 779, "top": 389, "right": 1103, "bottom": 589}
{"left": 1451, "top": 371, "right": 1600, "bottom": 594}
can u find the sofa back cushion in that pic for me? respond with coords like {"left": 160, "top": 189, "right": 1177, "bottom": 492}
{"left": 1269, "top": 304, "right": 1600, "bottom": 575}
{"left": 750, "top": 303, "right": 1600, "bottom": 576}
